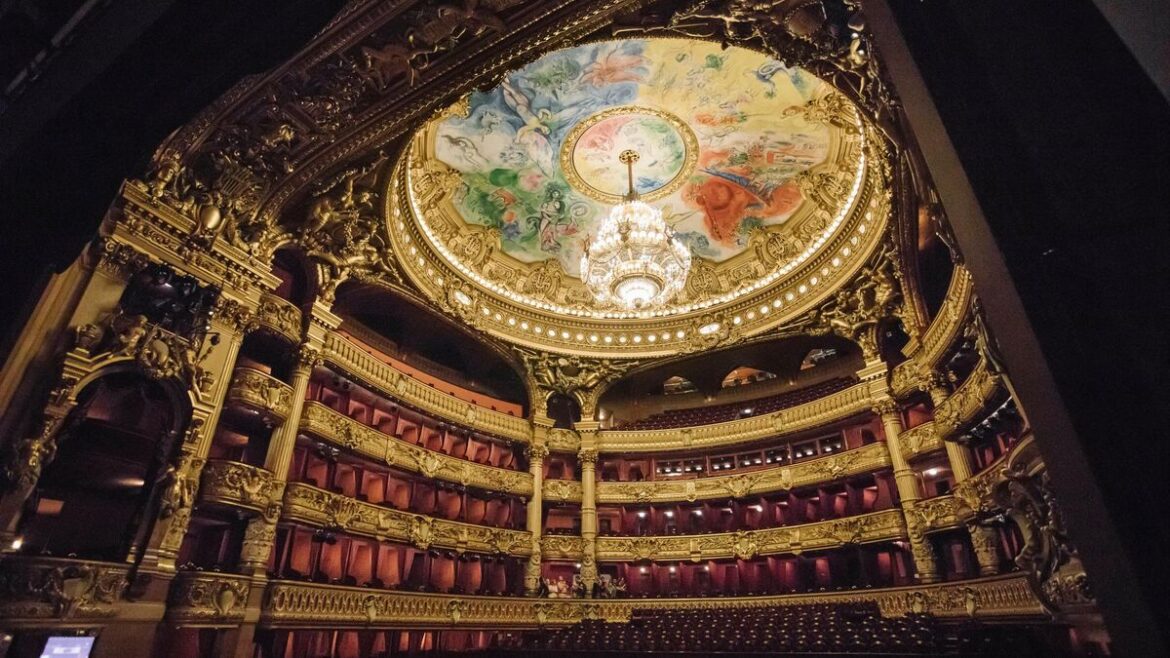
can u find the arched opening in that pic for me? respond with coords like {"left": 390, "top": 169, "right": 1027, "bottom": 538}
{"left": 662, "top": 375, "right": 697, "bottom": 395}
{"left": 720, "top": 366, "right": 778, "bottom": 389}
{"left": 16, "top": 371, "right": 188, "bottom": 561}
{"left": 546, "top": 393, "right": 580, "bottom": 430}
{"left": 799, "top": 348, "right": 841, "bottom": 371}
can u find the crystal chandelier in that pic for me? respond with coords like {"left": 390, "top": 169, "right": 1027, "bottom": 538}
{"left": 580, "top": 150, "right": 692, "bottom": 311}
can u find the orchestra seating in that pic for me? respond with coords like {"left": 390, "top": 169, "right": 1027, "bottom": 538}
{"left": 615, "top": 378, "right": 856, "bottom": 430}
{"left": 520, "top": 602, "right": 938, "bottom": 654}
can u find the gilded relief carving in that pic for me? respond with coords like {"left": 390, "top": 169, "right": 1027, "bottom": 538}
{"left": 596, "top": 443, "right": 888, "bottom": 504}
{"left": 166, "top": 571, "right": 253, "bottom": 623}
{"left": 226, "top": 367, "right": 293, "bottom": 422}
{"left": 0, "top": 557, "right": 129, "bottom": 620}
{"left": 596, "top": 509, "right": 904, "bottom": 562}
{"left": 300, "top": 401, "right": 532, "bottom": 496}
{"left": 282, "top": 483, "right": 532, "bottom": 557}
{"left": 199, "top": 459, "right": 278, "bottom": 514}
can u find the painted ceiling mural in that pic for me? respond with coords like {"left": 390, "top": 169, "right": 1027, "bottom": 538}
{"left": 431, "top": 39, "right": 833, "bottom": 277}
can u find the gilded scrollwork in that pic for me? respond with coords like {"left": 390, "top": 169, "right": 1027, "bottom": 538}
{"left": 261, "top": 572, "right": 1044, "bottom": 626}
{"left": 300, "top": 401, "right": 532, "bottom": 496}
{"left": 933, "top": 359, "right": 1003, "bottom": 439}
{"left": 199, "top": 459, "right": 278, "bottom": 514}
{"left": 541, "top": 535, "right": 586, "bottom": 560}
{"left": 518, "top": 349, "right": 636, "bottom": 416}
{"left": 298, "top": 154, "right": 400, "bottom": 299}
{"left": 255, "top": 293, "right": 303, "bottom": 342}
{"left": 226, "top": 367, "right": 294, "bottom": 422}
{"left": 802, "top": 243, "right": 906, "bottom": 359}
{"left": 0, "top": 557, "right": 129, "bottom": 620}
{"left": 3, "top": 415, "right": 65, "bottom": 493}
{"left": 897, "top": 421, "right": 942, "bottom": 460}
{"left": 166, "top": 571, "right": 253, "bottom": 623}
{"left": 596, "top": 509, "right": 904, "bottom": 562}
{"left": 282, "top": 483, "right": 532, "bottom": 557}
{"left": 906, "top": 496, "right": 961, "bottom": 534}
{"left": 597, "top": 443, "right": 888, "bottom": 505}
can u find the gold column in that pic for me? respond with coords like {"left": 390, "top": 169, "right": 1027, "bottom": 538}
{"left": 240, "top": 344, "right": 321, "bottom": 573}
{"left": 578, "top": 447, "right": 598, "bottom": 596}
{"left": 524, "top": 441, "right": 548, "bottom": 595}
{"left": 874, "top": 397, "right": 940, "bottom": 583}
{"left": 148, "top": 303, "right": 252, "bottom": 571}
{"left": 926, "top": 375, "right": 999, "bottom": 575}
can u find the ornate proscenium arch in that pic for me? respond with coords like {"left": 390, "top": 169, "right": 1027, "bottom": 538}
{"left": 124, "top": 0, "right": 910, "bottom": 363}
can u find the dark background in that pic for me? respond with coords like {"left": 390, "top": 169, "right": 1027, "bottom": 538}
{"left": 0, "top": 0, "right": 345, "bottom": 353}
{"left": 2, "top": 0, "right": 1168, "bottom": 648}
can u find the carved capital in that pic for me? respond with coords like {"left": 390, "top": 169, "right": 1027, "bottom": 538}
{"left": 525, "top": 444, "right": 550, "bottom": 463}
{"left": 295, "top": 344, "right": 324, "bottom": 370}
{"left": 577, "top": 448, "right": 598, "bottom": 466}
{"left": 870, "top": 397, "right": 900, "bottom": 418}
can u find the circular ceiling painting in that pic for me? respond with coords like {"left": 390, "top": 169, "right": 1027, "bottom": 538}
{"left": 562, "top": 106, "right": 697, "bottom": 203}
{"left": 427, "top": 39, "right": 841, "bottom": 275}
{"left": 395, "top": 37, "right": 885, "bottom": 355}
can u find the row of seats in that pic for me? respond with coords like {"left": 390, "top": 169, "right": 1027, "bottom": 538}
{"left": 517, "top": 602, "right": 940, "bottom": 654}
{"left": 615, "top": 378, "right": 856, "bottom": 430}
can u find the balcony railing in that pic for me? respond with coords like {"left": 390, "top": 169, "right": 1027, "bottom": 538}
{"left": 166, "top": 570, "right": 254, "bottom": 624}
{"left": 898, "top": 421, "right": 943, "bottom": 460}
{"left": 300, "top": 401, "right": 533, "bottom": 497}
{"left": 891, "top": 265, "right": 973, "bottom": 397}
{"left": 199, "top": 459, "right": 278, "bottom": 515}
{"left": 282, "top": 483, "right": 533, "bottom": 556}
{"left": 934, "top": 359, "right": 1004, "bottom": 439}
{"left": 595, "top": 442, "right": 890, "bottom": 504}
{"left": 597, "top": 378, "right": 883, "bottom": 453}
{"left": 594, "top": 509, "right": 905, "bottom": 562}
{"left": 259, "top": 573, "right": 1043, "bottom": 627}
{"left": 323, "top": 332, "right": 531, "bottom": 443}
{"left": 0, "top": 555, "right": 130, "bottom": 621}
{"left": 225, "top": 367, "right": 293, "bottom": 423}
{"left": 254, "top": 293, "right": 303, "bottom": 343}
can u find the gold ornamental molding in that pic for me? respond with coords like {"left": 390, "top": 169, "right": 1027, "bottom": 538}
{"left": 897, "top": 421, "right": 943, "bottom": 461}
{"left": 225, "top": 367, "right": 293, "bottom": 423}
{"left": 254, "top": 292, "right": 303, "bottom": 343}
{"left": 321, "top": 332, "right": 531, "bottom": 443}
{"left": 282, "top": 483, "right": 533, "bottom": 557}
{"left": 595, "top": 509, "right": 905, "bottom": 562}
{"left": 953, "top": 434, "right": 1039, "bottom": 521}
{"left": 543, "top": 478, "right": 583, "bottom": 504}
{"left": 596, "top": 442, "right": 890, "bottom": 505}
{"left": 259, "top": 573, "right": 1044, "bottom": 628}
{"left": 906, "top": 495, "right": 963, "bottom": 534}
{"left": 597, "top": 376, "right": 884, "bottom": 453}
{"left": 165, "top": 571, "right": 253, "bottom": 625}
{"left": 933, "top": 359, "right": 1004, "bottom": 439}
{"left": 115, "top": 183, "right": 281, "bottom": 297}
{"left": 541, "top": 535, "right": 586, "bottom": 561}
{"left": 300, "top": 401, "right": 532, "bottom": 497}
{"left": 198, "top": 459, "right": 279, "bottom": 516}
{"left": 262, "top": 581, "right": 587, "bottom": 629}
{"left": 0, "top": 556, "right": 130, "bottom": 623}
{"left": 890, "top": 265, "right": 973, "bottom": 397}
{"left": 393, "top": 126, "right": 889, "bottom": 358}
{"left": 600, "top": 573, "right": 1044, "bottom": 621}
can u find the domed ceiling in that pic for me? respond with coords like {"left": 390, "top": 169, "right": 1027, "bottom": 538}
{"left": 389, "top": 38, "right": 890, "bottom": 357}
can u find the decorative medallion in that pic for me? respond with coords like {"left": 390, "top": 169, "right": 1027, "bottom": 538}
{"left": 561, "top": 106, "right": 698, "bottom": 204}
{"left": 392, "top": 37, "right": 889, "bottom": 356}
